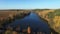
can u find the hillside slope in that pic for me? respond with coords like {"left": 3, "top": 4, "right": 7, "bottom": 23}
{"left": 35, "top": 9, "right": 60, "bottom": 34}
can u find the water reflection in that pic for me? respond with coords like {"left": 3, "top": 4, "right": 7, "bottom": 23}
{"left": 6, "top": 13, "right": 51, "bottom": 34}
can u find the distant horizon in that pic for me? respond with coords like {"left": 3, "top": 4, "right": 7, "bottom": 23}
{"left": 1, "top": 7, "right": 60, "bottom": 9}
{"left": 0, "top": 8, "right": 60, "bottom": 10}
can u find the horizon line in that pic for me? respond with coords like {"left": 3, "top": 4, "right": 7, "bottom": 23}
{"left": 0, "top": 8, "right": 60, "bottom": 10}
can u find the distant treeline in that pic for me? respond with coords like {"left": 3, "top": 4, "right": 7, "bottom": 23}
{"left": 32, "top": 9, "right": 50, "bottom": 11}
{"left": 0, "top": 9, "right": 30, "bottom": 11}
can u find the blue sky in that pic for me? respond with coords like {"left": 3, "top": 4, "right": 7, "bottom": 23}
{"left": 0, "top": 0, "right": 60, "bottom": 9}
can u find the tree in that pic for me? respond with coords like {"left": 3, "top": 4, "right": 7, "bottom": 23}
{"left": 48, "top": 12, "right": 55, "bottom": 19}
{"left": 54, "top": 9, "right": 60, "bottom": 16}
{"left": 47, "top": 12, "right": 55, "bottom": 26}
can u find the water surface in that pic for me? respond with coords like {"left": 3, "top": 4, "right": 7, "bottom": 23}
{"left": 8, "top": 13, "right": 51, "bottom": 34}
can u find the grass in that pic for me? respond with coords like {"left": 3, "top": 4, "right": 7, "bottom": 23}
{"left": 34, "top": 9, "right": 60, "bottom": 34}
{"left": 0, "top": 10, "right": 30, "bottom": 28}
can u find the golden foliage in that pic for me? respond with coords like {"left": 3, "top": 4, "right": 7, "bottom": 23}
{"left": 36, "top": 9, "right": 60, "bottom": 33}
{"left": 53, "top": 16, "right": 60, "bottom": 33}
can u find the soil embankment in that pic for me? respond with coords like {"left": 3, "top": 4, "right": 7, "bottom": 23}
{"left": 0, "top": 10, "right": 30, "bottom": 28}
{"left": 34, "top": 9, "right": 59, "bottom": 34}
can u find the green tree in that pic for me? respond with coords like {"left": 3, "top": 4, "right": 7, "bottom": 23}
{"left": 48, "top": 12, "right": 55, "bottom": 19}
{"left": 47, "top": 12, "right": 55, "bottom": 26}
{"left": 54, "top": 9, "right": 60, "bottom": 16}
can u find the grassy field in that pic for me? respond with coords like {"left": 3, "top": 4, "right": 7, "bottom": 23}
{"left": 0, "top": 9, "right": 60, "bottom": 34}
{"left": 35, "top": 9, "right": 60, "bottom": 34}
{"left": 0, "top": 10, "right": 30, "bottom": 27}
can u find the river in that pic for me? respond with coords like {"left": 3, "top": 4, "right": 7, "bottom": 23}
{"left": 7, "top": 12, "right": 51, "bottom": 34}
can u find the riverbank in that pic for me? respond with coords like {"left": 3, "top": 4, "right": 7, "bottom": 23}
{"left": 0, "top": 10, "right": 31, "bottom": 28}
{"left": 0, "top": 9, "right": 59, "bottom": 34}
{"left": 6, "top": 12, "right": 51, "bottom": 34}
{"left": 34, "top": 10, "right": 59, "bottom": 34}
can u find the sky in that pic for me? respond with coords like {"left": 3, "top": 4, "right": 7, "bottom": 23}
{"left": 0, "top": 0, "right": 60, "bottom": 9}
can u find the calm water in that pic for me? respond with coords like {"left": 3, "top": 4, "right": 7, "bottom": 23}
{"left": 8, "top": 13, "right": 51, "bottom": 34}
